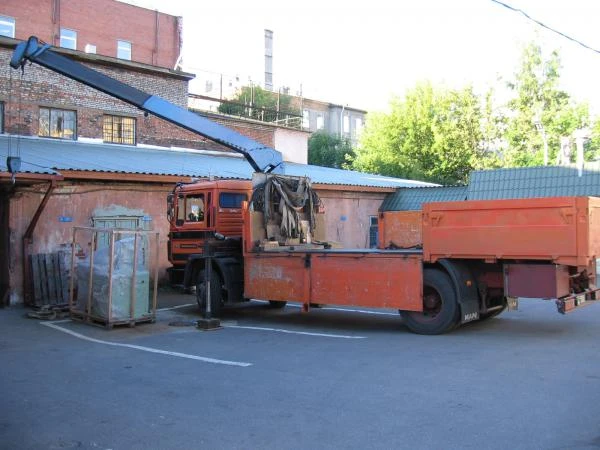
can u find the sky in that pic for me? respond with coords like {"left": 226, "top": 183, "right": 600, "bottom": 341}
{"left": 121, "top": 0, "right": 600, "bottom": 113}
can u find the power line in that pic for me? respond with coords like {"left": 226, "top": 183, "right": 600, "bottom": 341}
{"left": 491, "top": 0, "right": 600, "bottom": 55}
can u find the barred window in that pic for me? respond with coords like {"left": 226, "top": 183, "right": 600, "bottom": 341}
{"left": 103, "top": 115, "right": 136, "bottom": 145}
{"left": 39, "top": 107, "right": 77, "bottom": 140}
{"left": 369, "top": 216, "right": 379, "bottom": 249}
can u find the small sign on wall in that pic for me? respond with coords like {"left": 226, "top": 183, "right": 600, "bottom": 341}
{"left": 59, "top": 216, "right": 73, "bottom": 223}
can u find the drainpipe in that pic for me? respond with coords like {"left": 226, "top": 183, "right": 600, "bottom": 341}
{"left": 22, "top": 180, "right": 56, "bottom": 305}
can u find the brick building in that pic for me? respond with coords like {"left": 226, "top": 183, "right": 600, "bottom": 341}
{"left": 1, "top": 0, "right": 182, "bottom": 68}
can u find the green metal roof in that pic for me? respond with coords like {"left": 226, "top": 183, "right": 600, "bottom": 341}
{"left": 467, "top": 165, "right": 600, "bottom": 200}
{"left": 380, "top": 164, "right": 600, "bottom": 211}
{"left": 380, "top": 186, "right": 467, "bottom": 211}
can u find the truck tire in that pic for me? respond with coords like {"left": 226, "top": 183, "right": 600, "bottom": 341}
{"left": 400, "top": 269, "right": 460, "bottom": 335}
{"left": 268, "top": 300, "right": 287, "bottom": 309}
{"left": 196, "top": 270, "right": 223, "bottom": 317}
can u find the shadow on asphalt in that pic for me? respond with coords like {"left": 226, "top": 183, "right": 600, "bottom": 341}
{"left": 157, "top": 287, "right": 594, "bottom": 337}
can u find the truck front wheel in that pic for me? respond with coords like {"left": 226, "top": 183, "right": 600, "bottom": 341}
{"left": 400, "top": 269, "right": 460, "bottom": 335}
{"left": 196, "top": 271, "right": 223, "bottom": 317}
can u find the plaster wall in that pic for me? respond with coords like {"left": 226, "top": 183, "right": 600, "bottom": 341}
{"left": 273, "top": 128, "right": 309, "bottom": 164}
{"left": 7, "top": 181, "right": 386, "bottom": 304}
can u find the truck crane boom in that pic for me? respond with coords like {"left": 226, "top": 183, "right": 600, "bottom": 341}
{"left": 10, "top": 36, "right": 283, "bottom": 174}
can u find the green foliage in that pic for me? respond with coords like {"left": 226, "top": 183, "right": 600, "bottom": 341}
{"left": 352, "top": 82, "right": 485, "bottom": 184}
{"left": 589, "top": 119, "right": 600, "bottom": 159}
{"left": 504, "top": 43, "right": 590, "bottom": 166}
{"left": 351, "top": 41, "right": 600, "bottom": 185}
{"left": 217, "top": 85, "right": 298, "bottom": 121}
{"left": 308, "top": 131, "right": 354, "bottom": 169}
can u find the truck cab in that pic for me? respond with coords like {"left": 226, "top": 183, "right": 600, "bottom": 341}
{"left": 167, "top": 179, "right": 251, "bottom": 287}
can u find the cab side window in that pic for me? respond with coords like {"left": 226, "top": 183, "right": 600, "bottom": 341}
{"left": 220, "top": 192, "right": 247, "bottom": 208}
{"left": 185, "top": 194, "right": 205, "bottom": 222}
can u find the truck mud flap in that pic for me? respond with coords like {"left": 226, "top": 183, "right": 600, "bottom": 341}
{"left": 213, "top": 257, "right": 244, "bottom": 303}
{"left": 438, "top": 259, "right": 480, "bottom": 324}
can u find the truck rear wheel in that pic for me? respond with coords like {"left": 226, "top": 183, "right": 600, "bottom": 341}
{"left": 400, "top": 269, "right": 460, "bottom": 335}
{"left": 196, "top": 270, "right": 223, "bottom": 317}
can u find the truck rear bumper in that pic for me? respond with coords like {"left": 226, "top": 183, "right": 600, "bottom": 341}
{"left": 556, "top": 289, "right": 600, "bottom": 314}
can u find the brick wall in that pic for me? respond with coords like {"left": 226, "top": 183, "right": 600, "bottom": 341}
{"left": 0, "top": 46, "right": 281, "bottom": 152}
{"left": 1, "top": 0, "right": 181, "bottom": 68}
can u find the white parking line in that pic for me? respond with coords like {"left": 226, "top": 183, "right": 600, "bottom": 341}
{"left": 226, "top": 325, "right": 365, "bottom": 339}
{"left": 40, "top": 321, "right": 252, "bottom": 367}
{"left": 319, "top": 306, "right": 398, "bottom": 316}
{"left": 156, "top": 303, "right": 195, "bottom": 312}
{"left": 282, "top": 302, "right": 397, "bottom": 316}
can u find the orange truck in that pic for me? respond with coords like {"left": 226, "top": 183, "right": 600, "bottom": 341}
{"left": 12, "top": 36, "right": 599, "bottom": 334}
{"left": 170, "top": 174, "right": 600, "bottom": 334}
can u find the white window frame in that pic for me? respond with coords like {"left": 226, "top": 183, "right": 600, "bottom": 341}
{"left": 60, "top": 28, "right": 77, "bottom": 50}
{"left": 0, "top": 15, "right": 15, "bottom": 38}
{"left": 354, "top": 117, "right": 363, "bottom": 137}
{"left": 117, "top": 40, "right": 132, "bottom": 60}
{"left": 316, "top": 114, "right": 324, "bottom": 130}
{"left": 302, "top": 109, "right": 309, "bottom": 129}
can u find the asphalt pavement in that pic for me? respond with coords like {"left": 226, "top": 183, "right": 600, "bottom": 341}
{"left": 2, "top": 290, "right": 600, "bottom": 450}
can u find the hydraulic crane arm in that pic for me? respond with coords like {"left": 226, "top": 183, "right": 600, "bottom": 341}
{"left": 10, "top": 36, "right": 283, "bottom": 173}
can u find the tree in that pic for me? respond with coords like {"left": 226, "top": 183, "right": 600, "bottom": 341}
{"left": 308, "top": 131, "right": 354, "bottom": 169}
{"left": 352, "top": 82, "right": 485, "bottom": 184}
{"left": 504, "top": 43, "right": 591, "bottom": 166}
{"left": 218, "top": 84, "right": 298, "bottom": 121}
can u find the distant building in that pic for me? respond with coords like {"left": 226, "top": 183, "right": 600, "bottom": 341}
{"left": 296, "top": 97, "right": 366, "bottom": 147}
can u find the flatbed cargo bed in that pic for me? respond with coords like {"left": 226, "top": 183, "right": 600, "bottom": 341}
{"left": 422, "top": 196, "right": 600, "bottom": 267}
{"left": 244, "top": 248, "right": 423, "bottom": 311}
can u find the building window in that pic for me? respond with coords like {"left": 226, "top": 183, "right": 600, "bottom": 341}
{"left": 103, "top": 115, "right": 136, "bottom": 145}
{"left": 39, "top": 107, "right": 77, "bottom": 140}
{"left": 0, "top": 16, "right": 15, "bottom": 38}
{"left": 343, "top": 115, "right": 350, "bottom": 134}
{"left": 92, "top": 215, "right": 147, "bottom": 249}
{"left": 302, "top": 109, "right": 309, "bottom": 129}
{"left": 316, "top": 114, "right": 324, "bottom": 130}
{"left": 60, "top": 28, "right": 77, "bottom": 50}
{"left": 354, "top": 117, "right": 363, "bottom": 138}
{"left": 369, "top": 216, "right": 379, "bottom": 249}
{"left": 117, "top": 40, "right": 132, "bottom": 60}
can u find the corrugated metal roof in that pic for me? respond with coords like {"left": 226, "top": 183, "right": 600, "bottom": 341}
{"left": 380, "top": 186, "right": 468, "bottom": 211}
{"left": 0, "top": 136, "right": 434, "bottom": 188}
{"left": 468, "top": 166, "right": 600, "bottom": 200}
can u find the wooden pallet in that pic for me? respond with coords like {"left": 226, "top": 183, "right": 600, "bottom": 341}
{"left": 70, "top": 310, "right": 155, "bottom": 329}
{"left": 30, "top": 251, "right": 69, "bottom": 308}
